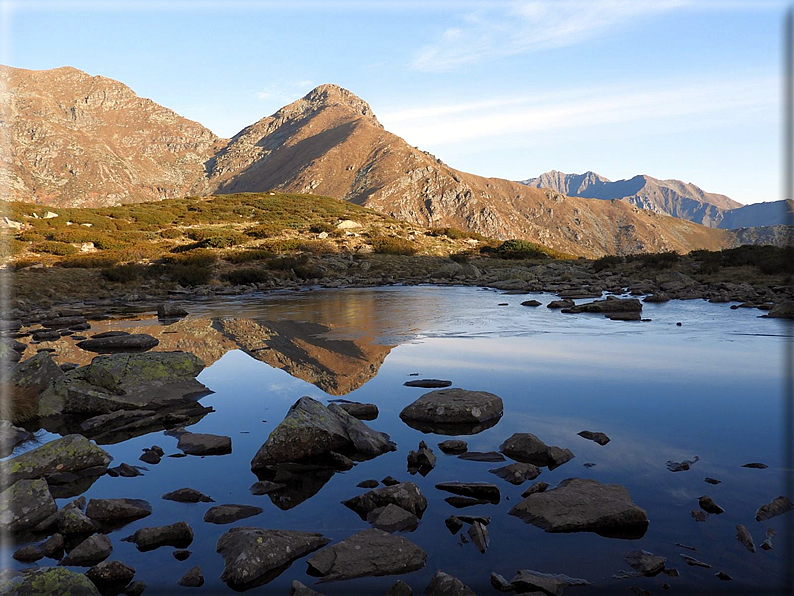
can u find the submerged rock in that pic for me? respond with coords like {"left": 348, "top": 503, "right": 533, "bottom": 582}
{"left": 306, "top": 528, "right": 427, "bottom": 582}
{"left": 489, "top": 462, "right": 541, "bottom": 485}
{"left": 249, "top": 481, "right": 285, "bottom": 495}
{"left": 690, "top": 510, "right": 708, "bottom": 522}
{"left": 508, "top": 569, "right": 591, "bottom": 595}
{"left": 176, "top": 431, "right": 232, "bottom": 456}
{"left": 438, "top": 440, "right": 468, "bottom": 454}
{"left": 399, "top": 388, "right": 503, "bottom": 435}
{"left": 0, "top": 478, "right": 57, "bottom": 533}
{"left": 736, "top": 524, "right": 756, "bottom": 552}
{"left": 384, "top": 580, "right": 413, "bottom": 596}
{"left": 403, "top": 379, "right": 452, "bottom": 388}
{"left": 291, "top": 580, "right": 324, "bottom": 596}
{"left": 367, "top": 504, "right": 419, "bottom": 533}
{"left": 666, "top": 456, "right": 699, "bottom": 472}
{"left": 85, "top": 560, "right": 136, "bottom": 586}
{"left": 680, "top": 554, "right": 711, "bottom": 568}
{"left": 122, "top": 522, "right": 193, "bottom": 551}
{"left": 0, "top": 567, "right": 101, "bottom": 596}
{"left": 458, "top": 451, "right": 505, "bottom": 462}
{"left": 625, "top": 550, "right": 666, "bottom": 576}
{"left": 203, "top": 504, "right": 263, "bottom": 524}
{"left": 577, "top": 430, "right": 610, "bottom": 445}
{"left": 177, "top": 566, "right": 204, "bottom": 587}
{"left": 755, "top": 496, "right": 793, "bottom": 521}
{"left": 85, "top": 498, "right": 152, "bottom": 523}
{"left": 509, "top": 478, "right": 649, "bottom": 538}
{"left": 499, "top": 433, "right": 574, "bottom": 469}
{"left": 742, "top": 462, "right": 768, "bottom": 469}
{"left": 522, "top": 482, "right": 550, "bottom": 497}
{"left": 59, "top": 533, "right": 112, "bottom": 566}
{"left": 468, "top": 520, "right": 490, "bottom": 553}
{"left": 435, "top": 482, "right": 500, "bottom": 503}
{"left": 761, "top": 528, "right": 776, "bottom": 550}
{"left": 343, "top": 482, "right": 428, "bottom": 519}
{"left": 216, "top": 527, "right": 330, "bottom": 591}
{"left": 425, "top": 570, "right": 476, "bottom": 595}
{"left": 698, "top": 495, "right": 725, "bottom": 515}
{"left": 162, "top": 487, "right": 215, "bottom": 503}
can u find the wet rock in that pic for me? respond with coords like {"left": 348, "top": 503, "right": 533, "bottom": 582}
{"left": 162, "top": 488, "right": 215, "bottom": 503}
{"left": 58, "top": 506, "right": 99, "bottom": 534}
{"left": 521, "top": 482, "right": 550, "bottom": 497}
{"left": 521, "top": 300, "right": 542, "bottom": 306}
{"left": 157, "top": 303, "right": 189, "bottom": 319}
{"left": 11, "top": 351, "right": 64, "bottom": 395}
{"left": 438, "top": 440, "right": 467, "bottom": 454}
{"left": 249, "top": 481, "right": 284, "bottom": 495}
{"left": 79, "top": 409, "right": 156, "bottom": 433}
{"left": 85, "top": 499, "right": 152, "bottom": 523}
{"left": 436, "top": 482, "right": 500, "bottom": 503}
{"left": 666, "top": 456, "right": 699, "bottom": 472}
{"left": 382, "top": 476, "right": 399, "bottom": 486}
{"left": 85, "top": 560, "right": 136, "bottom": 585}
{"left": 13, "top": 544, "right": 45, "bottom": 563}
{"left": 698, "top": 495, "right": 724, "bottom": 514}
{"left": 425, "top": 570, "right": 476, "bottom": 595}
{"left": 399, "top": 388, "right": 503, "bottom": 435}
{"left": 508, "top": 569, "right": 591, "bottom": 595}
{"left": 107, "top": 463, "right": 144, "bottom": 477}
{"left": 628, "top": 588, "right": 652, "bottom": 596}
{"left": 547, "top": 299, "right": 574, "bottom": 309}
{"left": 60, "top": 533, "right": 112, "bottom": 566}
{"left": 704, "top": 477, "right": 721, "bottom": 484}
{"left": 333, "top": 401, "right": 378, "bottom": 420}
{"left": 445, "top": 515, "right": 463, "bottom": 534}
{"left": 566, "top": 297, "right": 642, "bottom": 314}
{"left": 203, "top": 504, "right": 263, "bottom": 524}
{"left": 255, "top": 463, "right": 335, "bottom": 511}
{"left": 357, "top": 479, "right": 380, "bottom": 489}
{"left": 509, "top": 478, "right": 649, "bottom": 538}
{"left": 76, "top": 334, "right": 159, "bottom": 353}
{"left": 174, "top": 549, "right": 191, "bottom": 561}
{"left": 30, "top": 329, "right": 61, "bottom": 343}
{"left": 177, "top": 566, "right": 204, "bottom": 587}
{"left": 643, "top": 293, "right": 670, "bottom": 303}
{"left": 690, "top": 509, "right": 708, "bottom": 522}
{"left": 625, "top": 550, "right": 666, "bottom": 576}
{"left": 499, "top": 433, "right": 574, "bottom": 469}
{"left": 468, "top": 520, "right": 490, "bottom": 553}
{"left": 367, "top": 503, "right": 419, "bottom": 533}
{"left": 139, "top": 450, "right": 161, "bottom": 465}
{"left": 407, "top": 441, "right": 436, "bottom": 474}
{"left": 42, "top": 316, "right": 88, "bottom": 329}
{"left": 743, "top": 462, "right": 768, "bottom": 469}
{"left": 176, "top": 431, "right": 232, "bottom": 456}
{"left": 251, "top": 397, "right": 394, "bottom": 469}
{"left": 0, "top": 567, "right": 101, "bottom": 595}
{"left": 680, "top": 554, "right": 711, "bottom": 568}
{"left": 403, "top": 379, "right": 452, "bottom": 388}
{"left": 306, "top": 528, "right": 427, "bottom": 582}
{"left": 216, "top": 527, "right": 330, "bottom": 590}
{"left": 490, "top": 572, "right": 516, "bottom": 592}
{"left": 756, "top": 496, "right": 793, "bottom": 521}
{"left": 343, "top": 482, "right": 428, "bottom": 519}
{"left": 675, "top": 543, "right": 697, "bottom": 551}
{"left": 446, "top": 496, "right": 492, "bottom": 508}
{"left": 0, "top": 478, "right": 57, "bottom": 533}
{"left": 384, "top": 580, "right": 413, "bottom": 596}
{"left": 736, "top": 524, "right": 755, "bottom": 552}
{"left": 767, "top": 301, "right": 794, "bottom": 319}
{"left": 577, "top": 430, "right": 610, "bottom": 445}
{"left": 122, "top": 522, "right": 193, "bottom": 551}
{"left": 716, "top": 571, "right": 733, "bottom": 581}
{"left": 458, "top": 451, "right": 505, "bottom": 462}
{"left": 489, "top": 462, "right": 541, "bottom": 485}
{"left": 761, "top": 527, "right": 776, "bottom": 550}
{"left": 606, "top": 311, "right": 641, "bottom": 321}
{"left": 291, "top": 580, "right": 324, "bottom": 596}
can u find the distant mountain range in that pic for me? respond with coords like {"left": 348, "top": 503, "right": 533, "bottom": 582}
{"left": 520, "top": 170, "right": 791, "bottom": 229}
{"left": 0, "top": 64, "right": 782, "bottom": 256}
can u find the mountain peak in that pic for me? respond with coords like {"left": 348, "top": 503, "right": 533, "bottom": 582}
{"left": 301, "top": 83, "right": 379, "bottom": 121}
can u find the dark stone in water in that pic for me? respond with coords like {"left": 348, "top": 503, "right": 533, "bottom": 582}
{"left": 666, "top": 456, "right": 699, "bottom": 472}
{"left": 438, "top": 440, "right": 467, "bottom": 454}
{"left": 357, "top": 479, "right": 380, "bottom": 489}
{"left": 458, "top": 451, "right": 505, "bottom": 462}
{"left": 704, "top": 477, "right": 721, "bottom": 484}
{"left": 343, "top": 483, "right": 428, "bottom": 519}
{"left": 122, "top": 522, "right": 193, "bottom": 551}
{"left": 177, "top": 566, "right": 204, "bottom": 587}
{"left": 76, "top": 334, "right": 159, "bottom": 353}
{"left": 249, "top": 481, "right": 285, "bottom": 495}
{"left": 400, "top": 389, "right": 503, "bottom": 435}
{"left": 736, "top": 524, "right": 756, "bottom": 552}
{"left": 173, "top": 549, "right": 191, "bottom": 561}
{"left": 162, "top": 488, "right": 214, "bottom": 503}
{"left": 445, "top": 496, "right": 492, "bottom": 508}
{"left": 690, "top": 509, "right": 708, "bottom": 522}
{"left": 500, "top": 433, "right": 574, "bottom": 469}
{"left": 407, "top": 441, "right": 436, "bottom": 475}
{"left": 755, "top": 496, "right": 793, "bottom": 521}
{"left": 203, "top": 504, "right": 264, "bottom": 525}
{"left": 403, "top": 379, "right": 452, "bottom": 388}
{"left": 578, "top": 430, "right": 610, "bottom": 445}
{"left": 680, "top": 554, "right": 711, "bottom": 568}
{"left": 743, "top": 462, "right": 768, "bottom": 469}
{"left": 445, "top": 516, "right": 463, "bottom": 534}
{"left": 521, "top": 482, "right": 550, "bottom": 498}
{"left": 698, "top": 495, "right": 724, "bottom": 515}
{"left": 489, "top": 462, "right": 541, "bottom": 485}
{"left": 85, "top": 560, "right": 136, "bottom": 585}
{"left": 425, "top": 570, "right": 476, "bottom": 595}
{"left": 435, "top": 481, "right": 500, "bottom": 503}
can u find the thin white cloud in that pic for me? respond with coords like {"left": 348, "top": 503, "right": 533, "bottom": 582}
{"left": 255, "top": 80, "right": 315, "bottom": 102}
{"left": 378, "top": 75, "right": 778, "bottom": 147}
{"left": 409, "top": 0, "right": 783, "bottom": 72}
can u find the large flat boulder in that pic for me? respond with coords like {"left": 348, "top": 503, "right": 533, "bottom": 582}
{"left": 216, "top": 527, "right": 330, "bottom": 591}
{"left": 306, "top": 528, "right": 427, "bottom": 582}
{"left": 2, "top": 435, "right": 110, "bottom": 486}
{"left": 500, "top": 433, "right": 574, "bottom": 469}
{"left": 37, "top": 351, "right": 207, "bottom": 417}
{"left": 399, "top": 388, "right": 503, "bottom": 435}
{"left": 251, "top": 396, "right": 394, "bottom": 470}
{"left": 0, "top": 478, "right": 57, "bottom": 533}
{"left": 509, "top": 478, "right": 649, "bottom": 539}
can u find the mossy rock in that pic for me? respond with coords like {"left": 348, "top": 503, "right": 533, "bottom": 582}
{"left": 0, "top": 567, "right": 101, "bottom": 595}
{"left": 3, "top": 435, "right": 110, "bottom": 485}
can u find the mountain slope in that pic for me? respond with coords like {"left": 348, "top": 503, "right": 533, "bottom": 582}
{"left": 207, "top": 85, "right": 731, "bottom": 257}
{"left": 0, "top": 65, "right": 225, "bottom": 207}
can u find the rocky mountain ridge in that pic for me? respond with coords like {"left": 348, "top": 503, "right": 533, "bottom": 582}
{"left": 1, "top": 65, "right": 741, "bottom": 256}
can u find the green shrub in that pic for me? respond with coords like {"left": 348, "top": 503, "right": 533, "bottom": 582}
{"left": 162, "top": 249, "right": 217, "bottom": 268}
{"left": 309, "top": 222, "right": 335, "bottom": 234}
{"left": 101, "top": 263, "right": 147, "bottom": 283}
{"left": 449, "top": 252, "right": 471, "bottom": 264}
{"left": 31, "top": 241, "right": 78, "bottom": 256}
{"left": 267, "top": 255, "right": 309, "bottom": 271}
{"left": 495, "top": 239, "right": 548, "bottom": 260}
{"left": 224, "top": 249, "right": 274, "bottom": 264}
{"left": 200, "top": 232, "right": 248, "bottom": 249}
{"left": 59, "top": 254, "right": 120, "bottom": 268}
{"left": 160, "top": 227, "right": 183, "bottom": 239}
{"left": 245, "top": 222, "right": 285, "bottom": 239}
{"left": 371, "top": 236, "right": 417, "bottom": 256}
{"left": 625, "top": 251, "right": 680, "bottom": 269}
{"left": 428, "top": 227, "right": 486, "bottom": 241}
{"left": 16, "top": 231, "right": 45, "bottom": 243}
{"left": 161, "top": 263, "right": 212, "bottom": 286}
{"left": 265, "top": 238, "right": 305, "bottom": 253}
{"left": 592, "top": 255, "right": 624, "bottom": 272}
{"left": 91, "top": 235, "right": 131, "bottom": 251}
{"left": 46, "top": 228, "right": 96, "bottom": 243}
{"left": 223, "top": 268, "right": 270, "bottom": 285}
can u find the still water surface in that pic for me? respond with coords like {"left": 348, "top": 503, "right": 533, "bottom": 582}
{"left": 6, "top": 286, "right": 792, "bottom": 595}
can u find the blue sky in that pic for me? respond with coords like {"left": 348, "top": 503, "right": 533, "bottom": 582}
{"left": 1, "top": 0, "right": 786, "bottom": 204}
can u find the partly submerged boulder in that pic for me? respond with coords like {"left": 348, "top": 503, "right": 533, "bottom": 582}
{"left": 306, "top": 528, "right": 427, "bottom": 583}
{"left": 0, "top": 478, "right": 57, "bottom": 533}
{"left": 399, "top": 388, "right": 503, "bottom": 435}
{"left": 76, "top": 334, "right": 159, "bottom": 353}
{"left": 500, "top": 433, "right": 574, "bottom": 469}
{"left": 216, "top": 527, "right": 330, "bottom": 591}
{"left": 508, "top": 569, "right": 591, "bottom": 596}
{"left": 2, "top": 435, "right": 110, "bottom": 486}
{"left": 251, "top": 397, "right": 394, "bottom": 470}
{"left": 425, "top": 570, "right": 476, "bottom": 596}
{"left": 509, "top": 478, "right": 649, "bottom": 538}
{"left": 342, "top": 483, "right": 428, "bottom": 520}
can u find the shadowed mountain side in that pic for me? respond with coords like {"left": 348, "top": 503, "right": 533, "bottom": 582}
{"left": 214, "top": 318, "right": 392, "bottom": 396}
